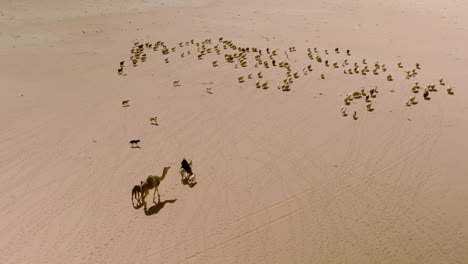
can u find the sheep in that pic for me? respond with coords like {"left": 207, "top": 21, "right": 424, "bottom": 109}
{"left": 360, "top": 89, "right": 367, "bottom": 97}
{"left": 120, "top": 61, "right": 125, "bottom": 67}
{"left": 416, "top": 63, "right": 421, "bottom": 69}
{"left": 262, "top": 82, "right": 269, "bottom": 89}
{"left": 387, "top": 75, "right": 393, "bottom": 81}
{"left": 447, "top": 87, "right": 454, "bottom": 95}
{"left": 238, "top": 76, "right": 245, "bottom": 83}
{"left": 255, "top": 81, "right": 261, "bottom": 88}
{"left": 341, "top": 105, "right": 347, "bottom": 116}
{"left": 439, "top": 78, "right": 445, "bottom": 85}
{"left": 370, "top": 87, "right": 378, "bottom": 97}
{"left": 335, "top": 48, "right": 340, "bottom": 53}
{"left": 293, "top": 72, "right": 299, "bottom": 78}
{"left": 352, "top": 91, "right": 362, "bottom": 99}
{"left": 257, "top": 71, "right": 263, "bottom": 78}
{"left": 362, "top": 59, "right": 367, "bottom": 64}
{"left": 409, "top": 95, "right": 417, "bottom": 105}
{"left": 353, "top": 111, "right": 358, "bottom": 120}
{"left": 398, "top": 62, "right": 403, "bottom": 68}
{"left": 366, "top": 103, "right": 374, "bottom": 111}
{"left": 321, "top": 74, "right": 325, "bottom": 79}
{"left": 428, "top": 84, "right": 437, "bottom": 92}
{"left": 206, "top": 87, "right": 212, "bottom": 94}
{"left": 165, "top": 57, "right": 169, "bottom": 63}
{"left": 346, "top": 49, "right": 351, "bottom": 55}
{"left": 333, "top": 62, "right": 339, "bottom": 68}
{"left": 345, "top": 93, "right": 353, "bottom": 102}
{"left": 173, "top": 80, "right": 180, "bottom": 87}
{"left": 423, "top": 89, "right": 430, "bottom": 100}
{"left": 307, "top": 65, "right": 313, "bottom": 71}
{"left": 118, "top": 68, "right": 123, "bottom": 75}
{"left": 247, "top": 73, "right": 253, "bottom": 79}
{"left": 212, "top": 61, "right": 218, "bottom": 67}
{"left": 122, "top": 100, "right": 129, "bottom": 107}
{"left": 150, "top": 117, "right": 158, "bottom": 125}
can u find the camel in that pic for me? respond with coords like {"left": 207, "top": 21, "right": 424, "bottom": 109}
{"left": 141, "top": 166, "right": 171, "bottom": 208}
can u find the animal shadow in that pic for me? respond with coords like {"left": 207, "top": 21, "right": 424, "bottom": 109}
{"left": 144, "top": 199, "right": 177, "bottom": 216}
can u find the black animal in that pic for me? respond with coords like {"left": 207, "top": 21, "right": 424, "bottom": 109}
{"left": 129, "top": 140, "right": 140, "bottom": 148}
{"left": 132, "top": 181, "right": 143, "bottom": 204}
{"left": 181, "top": 158, "right": 193, "bottom": 175}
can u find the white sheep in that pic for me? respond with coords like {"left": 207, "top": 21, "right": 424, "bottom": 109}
{"left": 341, "top": 105, "right": 347, "bottom": 116}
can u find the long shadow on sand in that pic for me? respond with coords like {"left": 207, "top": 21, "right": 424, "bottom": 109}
{"left": 144, "top": 199, "right": 177, "bottom": 216}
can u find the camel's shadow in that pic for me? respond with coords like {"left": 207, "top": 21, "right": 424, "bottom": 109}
{"left": 144, "top": 199, "right": 177, "bottom": 216}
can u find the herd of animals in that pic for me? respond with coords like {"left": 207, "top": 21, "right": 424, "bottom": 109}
{"left": 118, "top": 37, "right": 454, "bottom": 120}
{"left": 117, "top": 38, "right": 455, "bottom": 209}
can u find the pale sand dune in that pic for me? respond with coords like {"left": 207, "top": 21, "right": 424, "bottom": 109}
{"left": 1, "top": 0, "right": 468, "bottom": 263}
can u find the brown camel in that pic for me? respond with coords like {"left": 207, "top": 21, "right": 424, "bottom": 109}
{"left": 141, "top": 166, "right": 171, "bottom": 209}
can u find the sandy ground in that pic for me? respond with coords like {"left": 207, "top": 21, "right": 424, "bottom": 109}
{"left": 1, "top": 0, "right": 468, "bottom": 263}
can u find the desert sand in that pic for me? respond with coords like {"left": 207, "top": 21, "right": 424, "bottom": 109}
{"left": 1, "top": 0, "right": 468, "bottom": 263}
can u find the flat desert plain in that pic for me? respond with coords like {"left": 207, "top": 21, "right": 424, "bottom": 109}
{"left": 1, "top": 0, "right": 468, "bottom": 263}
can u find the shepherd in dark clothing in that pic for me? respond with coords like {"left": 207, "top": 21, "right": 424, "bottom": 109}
{"left": 181, "top": 158, "right": 193, "bottom": 175}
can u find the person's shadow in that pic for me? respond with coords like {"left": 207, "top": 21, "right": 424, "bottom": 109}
{"left": 144, "top": 199, "right": 177, "bottom": 216}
